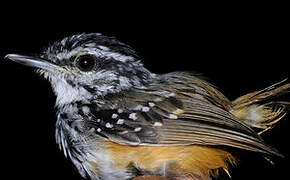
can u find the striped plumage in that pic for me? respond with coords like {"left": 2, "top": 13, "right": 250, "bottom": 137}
{"left": 5, "top": 33, "right": 289, "bottom": 180}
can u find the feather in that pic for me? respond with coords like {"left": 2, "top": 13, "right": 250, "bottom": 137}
{"left": 231, "top": 79, "right": 290, "bottom": 134}
{"left": 87, "top": 72, "right": 283, "bottom": 157}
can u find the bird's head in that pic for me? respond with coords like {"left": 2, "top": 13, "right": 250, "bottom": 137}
{"left": 6, "top": 33, "right": 154, "bottom": 106}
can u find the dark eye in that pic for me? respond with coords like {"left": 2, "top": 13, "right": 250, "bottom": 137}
{"left": 75, "top": 54, "right": 97, "bottom": 72}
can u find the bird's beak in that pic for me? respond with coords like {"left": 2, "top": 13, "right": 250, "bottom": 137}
{"left": 5, "top": 54, "right": 61, "bottom": 72}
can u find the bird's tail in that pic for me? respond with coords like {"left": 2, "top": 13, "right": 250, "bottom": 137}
{"left": 230, "top": 79, "right": 290, "bottom": 134}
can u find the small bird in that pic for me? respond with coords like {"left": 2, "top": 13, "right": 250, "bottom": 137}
{"left": 5, "top": 33, "right": 289, "bottom": 180}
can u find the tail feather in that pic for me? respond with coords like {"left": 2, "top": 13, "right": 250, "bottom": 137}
{"left": 230, "top": 79, "right": 290, "bottom": 134}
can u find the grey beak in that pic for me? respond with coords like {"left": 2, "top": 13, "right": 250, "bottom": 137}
{"left": 5, "top": 54, "right": 59, "bottom": 70}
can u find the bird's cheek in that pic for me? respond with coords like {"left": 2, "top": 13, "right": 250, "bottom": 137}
{"left": 66, "top": 79, "right": 77, "bottom": 88}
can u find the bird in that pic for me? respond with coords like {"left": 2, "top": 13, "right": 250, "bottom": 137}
{"left": 5, "top": 33, "right": 290, "bottom": 180}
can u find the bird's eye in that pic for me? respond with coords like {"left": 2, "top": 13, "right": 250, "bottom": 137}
{"left": 75, "top": 54, "right": 97, "bottom": 72}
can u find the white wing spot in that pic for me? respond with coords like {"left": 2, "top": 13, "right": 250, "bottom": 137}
{"left": 117, "top": 109, "right": 123, "bottom": 113}
{"left": 153, "top": 122, "right": 163, "bottom": 127}
{"left": 97, "top": 119, "right": 101, "bottom": 123}
{"left": 129, "top": 113, "right": 138, "bottom": 120}
{"left": 148, "top": 102, "right": 155, "bottom": 107}
{"left": 134, "top": 127, "right": 142, "bottom": 132}
{"left": 142, "top": 106, "right": 150, "bottom": 112}
{"left": 119, "top": 130, "right": 128, "bottom": 134}
{"left": 116, "top": 119, "right": 124, "bottom": 125}
{"left": 97, "top": 128, "right": 102, "bottom": 132}
{"left": 105, "top": 123, "right": 114, "bottom": 128}
{"left": 169, "top": 114, "right": 178, "bottom": 119}
{"left": 112, "top": 113, "right": 118, "bottom": 119}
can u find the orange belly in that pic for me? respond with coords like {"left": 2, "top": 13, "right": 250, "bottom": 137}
{"left": 105, "top": 142, "right": 235, "bottom": 179}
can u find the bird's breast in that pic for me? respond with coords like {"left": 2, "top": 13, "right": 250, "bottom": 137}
{"left": 105, "top": 142, "right": 236, "bottom": 179}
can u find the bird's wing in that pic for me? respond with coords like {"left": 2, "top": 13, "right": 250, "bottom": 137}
{"left": 87, "top": 72, "right": 281, "bottom": 157}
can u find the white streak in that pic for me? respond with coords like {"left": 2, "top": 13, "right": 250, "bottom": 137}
{"left": 153, "top": 122, "right": 163, "bottom": 127}
{"left": 134, "top": 127, "right": 142, "bottom": 132}
{"left": 116, "top": 119, "right": 124, "bottom": 125}
{"left": 97, "top": 45, "right": 110, "bottom": 51}
{"left": 169, "top": 114, "right": 178, "bottom": 119}
{"left": 56, "top": 47, "right": 134, "bottom": 63}
{"left": 119, "top": 130, "right": 128, "bottom": 134}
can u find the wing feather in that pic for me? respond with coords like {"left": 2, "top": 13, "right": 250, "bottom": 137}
{"left": 87, "top": 72, "right": 282, "bottom": 157}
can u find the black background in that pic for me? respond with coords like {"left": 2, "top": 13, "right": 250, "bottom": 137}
{"left": 0, "top": 3, "right": 289, "bottom": 180}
